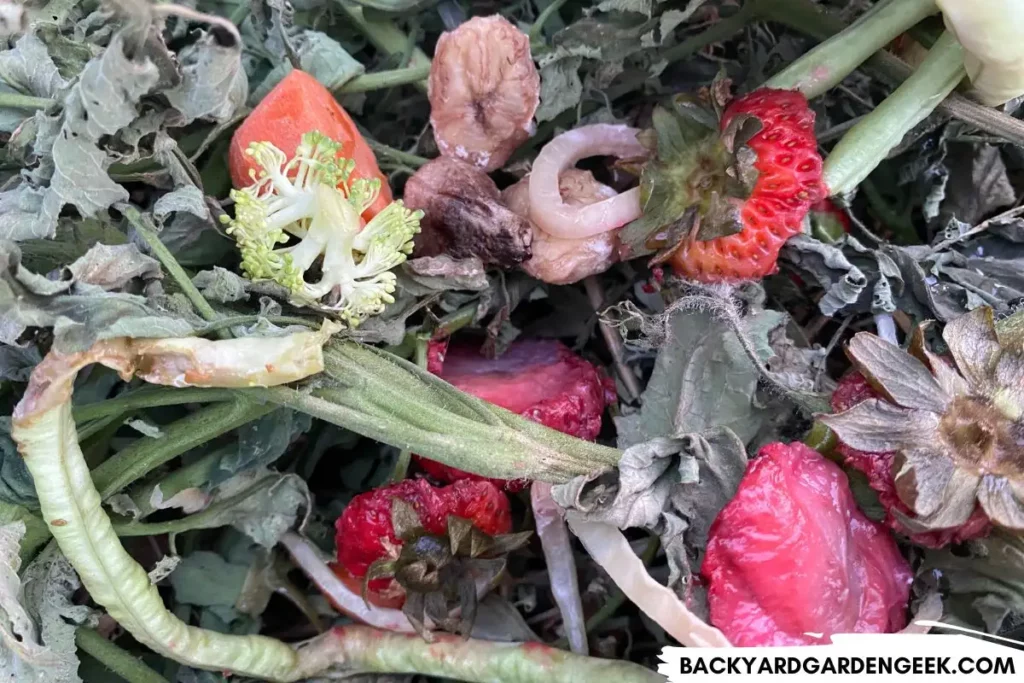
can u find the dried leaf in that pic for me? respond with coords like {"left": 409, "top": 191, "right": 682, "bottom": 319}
{"left": 67, "top": 243, "right": 160, "bottom": 291}
{"left": 847, "top": 332, "right": 949, "bottom": 413}
{"left": 165, "top": 30, "right": 247, "bottom": 123}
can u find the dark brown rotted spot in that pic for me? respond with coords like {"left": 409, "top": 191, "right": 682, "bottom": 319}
{"left": 402, "top": 157, "right": 532, "bottom": 269}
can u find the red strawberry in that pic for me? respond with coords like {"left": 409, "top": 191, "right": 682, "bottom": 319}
{"left": 702, "top": 441, "right": 912, "bottom": 647}
{"left": 831, "top": 372, "right": 991, "bottom": 548}
{"left": 669, "top": 89, "right": 825, "bottom": 282}
{"left": 414, "top": 338, "right": 616, "bottom": 491}
{"left": 333, "top": 478, "right": 512, "bottom": 606}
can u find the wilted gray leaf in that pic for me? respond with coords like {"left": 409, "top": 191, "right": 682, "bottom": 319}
{"left": 535, "top": 46, "right": 597, "bottom": 123}
{"left": 170, "top": 551, "right": 248, "bottom": 608}
{"left": 63, "top": 33, "right": 158, "bottom": 142}
{"left": 250, "top": 30, "right": 364, "bottom": 102}
{"left": 192, "top": 267, "right": 249, "bottom": 303}
{"left": 0, "top": 344, "right": 41, "bottom": 382}
{"left": 165, "top": 31, "right": 248, "bottom": 123}
{"left": 48, "top": 133, "right": 127, "bottom": 218}
{"left": 208, "top": 471, "right": 310, "bottom": 548}
{"left": 17, "top": 545, "right": 95, "bottom": 683}
{"left": 154, "top": 185, "right": 210, "bottom": 221}
{"left": 0, "top": 419, "right": 38, "bottom": 510}
{"left": 0, "top": 241, "right": 194, "bottom": 352}
{"left": 67, "top": 243, "right": 160, "bottom": 290}
{"left": 225, "top": 409, "right": 312, "bottom": 476}
{"left": 553, "top": 428, "right": 747, "bottom": 601}
{"left": 597, "top": 0, "right": 652, "bottom": 16}
{"left": 940, "top": 144, "right": 1015, "bottom": 226}
{"left": 0, "top": 32, "right": 66, "bottom": 133}
{"left": 615, "top": 304, "right": 785, "bottom": 448}
{"left": 0, "top": 184, "right": 57, "bottom": 241}
{"left": 402, "top": 255, "right": 489, "bottom": 293}
{"left": 920, "top": 531, "right": 1024, "bottom": 635}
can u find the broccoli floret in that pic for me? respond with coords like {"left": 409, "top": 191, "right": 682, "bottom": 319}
{"left": 222, "top": 131, "right": 422, "bottom": 327}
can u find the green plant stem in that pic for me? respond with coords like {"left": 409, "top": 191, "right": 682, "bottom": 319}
{"left": 0, "top": 92, "right": 55, "bottom": 110}
{"left": 337, "top": 64, "right": 431, "bottom": 93}
{"left": 199, "top": 315, "right": 320, "bottom": 334}
{"left": 119, "top": 205, "right": 224, "bottom": 333}
{"left": 823, "top": 31, "right": 965, "bottom": 195}
{"left": 529, "top": 0, "right": 572, "bottom": 42}
{"left": 253, "top": 343, "right": 621, "bottom": 483}
{"left": 389, "top": 336, "right": 430, "bottom": 482}
{"left": 334, "top": 2, "right": 430, "bottom": 93}
{"left": 364, "top": 138, "right": 430, "bottom": 168}
{"left": 0, "top": 500, "right": 51, "bottom": 564}
{"left": 861, "top": 178, "right": 917, "bottom": 243}
{"left": 765, "top": 0, "right": 938, "bottom": 99}
{"left": 660, "top": 2, "right": 758, "bottom": 64}
{"left": 293, "top": 626, "right": 662, "bottom": 683}
{"left": 76, "top": 628, "right": 170, "bottom": 683}
{"left": 129, "top": 444, "right": 233, "bottom": 519}
{"left": 73, "top": 387, "right": 237, "bottom": 424}
{"left": 755, "top": 0, "right": 1024, "bottom": 144}
{"left": 91, "top": 400, "right": 275, "bottom": 499}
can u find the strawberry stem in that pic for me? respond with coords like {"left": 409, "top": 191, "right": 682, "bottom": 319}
{"left": 255, "top": 342, "right": 622, "bottom": 482}
{"left": 823, "top": 31, "right": 965, "bottom": 195}
{"left": 765, "top": 0, "right": 938, "bottom": 99}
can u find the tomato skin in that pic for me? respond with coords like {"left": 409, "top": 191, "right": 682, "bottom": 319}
{"left": 229, "top": 69, "right": 392, "bottom": 220}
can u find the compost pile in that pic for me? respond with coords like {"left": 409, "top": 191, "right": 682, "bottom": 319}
{"left": 1, "top": 0, "right": 1024, "bottom": 681}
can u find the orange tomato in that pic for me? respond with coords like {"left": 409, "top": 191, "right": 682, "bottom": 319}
{"left": 229, "top": 69, "right": 392, "bottom": 221}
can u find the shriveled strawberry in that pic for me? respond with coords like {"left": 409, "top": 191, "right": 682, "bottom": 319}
{"left": 702, "top": 441, "right": 912, "bottom": 647}
{"left": 334, "top": 478, "right": 512, "bottom": 604}
{"left": 831, "top": 372, "right": 991, "bottom": 548}
{"left": 414, "top": 339, "right": 616, "bottom": 491}
{"left": 670, "top": 89, "right": 825, "bottom": 282}
{"left": 229, "top": 69, "right": 391, "bottom": 221}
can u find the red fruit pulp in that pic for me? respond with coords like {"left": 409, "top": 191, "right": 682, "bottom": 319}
{"left": 702, "top": 442, "right": 912, "bottom": 646}
{"left": 414, "top": 339, "right": 616, "bottom": 491}
{"left": 831, "top": 372, "right": 991, "bottom": 548}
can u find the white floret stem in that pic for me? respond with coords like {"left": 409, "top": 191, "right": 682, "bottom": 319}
{"left": 264, "top": 194, "right": 317, "bottom": 233}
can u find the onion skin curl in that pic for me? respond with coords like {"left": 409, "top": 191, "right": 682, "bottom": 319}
{"left": 528, "top": 124, "right": 646, "bottom": 240}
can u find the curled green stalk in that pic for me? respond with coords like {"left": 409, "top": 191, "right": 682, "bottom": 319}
{"left": 765, "top": 0, "right": 939, "bottom": 98}
{"left": 11, "top": 328, "right": 660, "bottom": 683}
{"left": 11, "top": 329, "right": 336, "bottom": 681}
{"left": 823, "top": 31, "right": 965, "bottom": 195}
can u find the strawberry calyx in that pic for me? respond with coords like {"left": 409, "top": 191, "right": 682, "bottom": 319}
{"left": 618, "top": 92, "right": 755, "bottom": 263}
{"left": 363, "top": 497, "right": 531, "bottom": 638}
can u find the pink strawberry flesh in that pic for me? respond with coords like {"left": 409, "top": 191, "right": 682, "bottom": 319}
{"left": 415, "top": 339, "right": 615, "bottom": 490}
{"left": 702, "top": 441, "right": 913, "bottom": 647}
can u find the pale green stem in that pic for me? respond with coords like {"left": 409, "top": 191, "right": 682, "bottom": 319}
{"left": 364, "top": 138, "right": 430, "bottom": 168}
{"left": 76, "top": 628, "right": 171, "bottom": 683}
{"left": 823, "top": 31, "right": 965, "bottom": 195}
{"left": 333, "top": 2, "right": 430, "bottom": 93}
{"left": 292, "top": 626, "right": 663, "bottom": 683}
{"left": 529, "top": 0, "right": 572, "bottom": 42}
{"left": 0, "top": 92, "right": 54, "bottom": 110}
{"left": 765, "top": 0, "right": 938, "bottom": 99}
{"left": 337, "top": 64, "right": 431, "bottom": 93}
{"left": 73, "top": 387, "right": 237, "bottom": 424}
{"left": 251, "top": 342, "right": 621, "bottom": 483}
{"left": 660, "top": 2, "right": 758, "bottom": 64}
{"left": 91, "top": 400, "right": 275, "bottom": 499}
{"left": 119, "top": 205, "right": 224, "bottom": 332}
{"left": 389, "top": 335, "right": 429, "bottom": 482}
